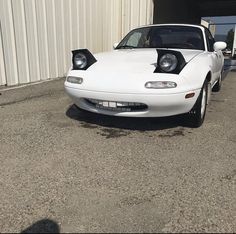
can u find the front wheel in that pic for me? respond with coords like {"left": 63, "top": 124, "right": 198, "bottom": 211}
{"left": 188, "top": 80, "right": 208, "bottom": 128}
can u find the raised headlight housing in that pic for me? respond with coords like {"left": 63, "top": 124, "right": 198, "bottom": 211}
{"left": 155, "top": 49, "right": 186, "bottom": 74}
{"left": 72, "top": 49, "right": 97, "bottom": 70}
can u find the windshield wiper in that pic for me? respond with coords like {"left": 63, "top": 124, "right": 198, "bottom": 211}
{"left": 117, "top": 45, "right": 137, "bottom": 49}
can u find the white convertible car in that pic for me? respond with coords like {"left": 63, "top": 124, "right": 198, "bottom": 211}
{"left": 65, "top": 24, "right": 226, "bottom": 127}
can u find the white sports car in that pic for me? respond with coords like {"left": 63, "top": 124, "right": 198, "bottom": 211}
{"left": 65, "top": 24, "right": 226, "bottom": 127}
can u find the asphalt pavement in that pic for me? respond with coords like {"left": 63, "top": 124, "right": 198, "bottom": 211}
{"left": 224, "top": 58, "right": 236, "bottom": 72}
{"left": 0, "top": 72, "right": 235, "bottom": 233}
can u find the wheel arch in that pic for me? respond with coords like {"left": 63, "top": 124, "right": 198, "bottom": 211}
{"left": 205, "top": 71, "right": 212, "bottom": 83}
{"left": 204, "top": 71, "right": 212, "bottom": 93}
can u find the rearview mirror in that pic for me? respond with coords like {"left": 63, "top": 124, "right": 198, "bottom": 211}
{"left": 113, "top": 43, "right": 119, "bottom": 49}
{"left": 214, "top": 42, "right": 227, "bottom": 52}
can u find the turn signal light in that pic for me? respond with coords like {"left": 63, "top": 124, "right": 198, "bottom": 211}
{"left": 185, "top": 93, "right": 195, "bottom": 99}
{"left": 67, "top": 76, "right": 83, "bottom": 84}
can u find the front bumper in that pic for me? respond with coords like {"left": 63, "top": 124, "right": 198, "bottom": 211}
{"left": 64, "top": 84, "right": 201, "bottom": 117}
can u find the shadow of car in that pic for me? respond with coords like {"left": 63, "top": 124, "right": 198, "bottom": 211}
{"left": 66, "top": 104, "right": 194, "bottom": 131}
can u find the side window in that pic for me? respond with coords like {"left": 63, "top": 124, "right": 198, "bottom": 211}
{"left": 205, "top": 29, "right": 215, "bottom": 52}
{"left": 126, "top": 32, "right": 142, "bottom": 47}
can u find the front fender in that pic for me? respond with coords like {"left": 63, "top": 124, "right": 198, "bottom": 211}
{"left": 180, "top": 52, "right": 212, "bottom": 89}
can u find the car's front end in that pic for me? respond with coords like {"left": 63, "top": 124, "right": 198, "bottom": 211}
{"left": 65, "top": 47, "right": 202, "bottom": 117}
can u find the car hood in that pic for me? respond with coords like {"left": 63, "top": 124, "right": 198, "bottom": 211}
{"left": 89, "top": 48, "right": 203, "bottom": 73}
{"left": 68, "top": 48, "right": 204, "bottom": 94}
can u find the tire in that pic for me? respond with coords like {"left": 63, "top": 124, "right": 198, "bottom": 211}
{"left": 188, "top": 80, "right": 208, "bottom": 128}
{"left": 212, "top": 72, "right": 222, "bottom": 92}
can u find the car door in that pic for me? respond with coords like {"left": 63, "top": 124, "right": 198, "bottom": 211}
{"left": 205, "top": 29, "right": 221, "bottom": 85}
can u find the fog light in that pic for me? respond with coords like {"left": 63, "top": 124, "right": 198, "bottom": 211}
{"left": 145, "top": 81, "right": 177, "bottom": 89}
{"left": 67, "top": 76, "right": 83, "bottom": 84}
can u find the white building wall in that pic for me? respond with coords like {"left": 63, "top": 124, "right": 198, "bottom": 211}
{"left": 0, "top": 20, "right": 6, "bottom": 86}
{"left": 232, "top": 25, "right": 236, "bottom": 57}
{"left": 0, "top": 0, "right": 153, "bottom": 86}
{"left": 201, "top": 19, "right": 209, "bottom": 28}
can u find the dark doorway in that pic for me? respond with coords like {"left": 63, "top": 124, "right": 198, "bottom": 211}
{"left": 153, "top": 0, "right": 236, "bottom": 24}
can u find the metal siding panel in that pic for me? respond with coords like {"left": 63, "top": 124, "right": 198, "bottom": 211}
{"left": 71, "top": 0, "right": 79, "bottom": 50}
{"left": 0, "top": 21, "right": 6, "bottom": 86}
{"left": 55, "top": 0, "right": 66, "bottom": 75}
{"left": 78, "top": 0, "right": 86, "bottom": 49}
{"left": 35, "top": 0, "right": 49, "bottom": 80}
{"left": 11, "top": 0, "right": 30, "bottom": 84}
{"left": 91, "top": 0, "right": 99, "bottom": 53}
{"left": 108, "top": 0, "right": 113, "bottom": 51}
{"left": 139, "top": 0, "right": 148, "bottom": 26}
{"left": 103, "top": 0, "right": 108, "bottom": 51}
{"left": 85, "top": 0, "right": 92, "bottom": 52}
{"left": 101, "top": 0, "right": 106, "bottom": 51}
{"left": 109, "top": 0, "right": 114, "bottom": 50}
{"left": 24, "top": 0, "right": 40, "bottom": 82}
{"left": 95, "top": 0, "right": 103, "bottom": 53}
{"left": 147, "top": 0, "right": 154, "bottom": 24}
{"left": 117, "top": 0, "right": 123, "bottom": 42}
{"left": 130, "top": 0, "right": 140, "bottom": 29}
{"left": 45, "top": 0, "right": 58, "bottom": 78}
{"left": 111, "top": 0, "right": 116, "bottom": 47}
{"left": 122, "top": 0, "right": 131, "bottom": 37}
{"left": 110, "top": 0, "right": 122, "bottom": 49}
{"left": 75, "top": 0, "right": 81, "bottom": 50}
{"left": 0, "top": 0, "right": 154, "bottom": 86}
{"left": 63, "top": 0, "right": 72, "bottom": 71}
{"left": 0, "top": 0, "right": 18, "bottom": 85}
{"left": 90, "top": 0, "right": 95, "bottom": 52}
{"left": 104, "top": 0, "right": 112, "bottom": 51}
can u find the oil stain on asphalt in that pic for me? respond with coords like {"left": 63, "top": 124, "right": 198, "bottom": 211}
{"left": 159, "top": 129, "right": 186, "bottom": 138}
{"left": 97, "top": 128, "right": 131, "bottom": 139}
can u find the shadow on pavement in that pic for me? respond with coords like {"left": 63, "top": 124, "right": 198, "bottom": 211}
{"left": 21, "top": 219, "right": 60, "bottom": 234}
{"left": 66, "top": 104, "right": 190, "bottom": 131}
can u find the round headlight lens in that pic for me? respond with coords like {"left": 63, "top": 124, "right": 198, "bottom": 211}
{"left": 159, "top": 54, "right": 178, "bottom": 72}
{"left": 74, "top": 53, "right": 87, "bottom": 69}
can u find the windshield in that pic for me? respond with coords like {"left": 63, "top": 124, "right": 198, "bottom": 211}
{"left": 116, "top": 26, "right": 205, "bottom": 50}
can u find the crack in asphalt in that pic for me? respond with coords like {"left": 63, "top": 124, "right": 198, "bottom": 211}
{"left": 0, "top": 89, "right": 65, "bottom": 107}
{"left": 0, "top": 94, "right": 52, "bottom": 107}
{"left": 221, "top": 170, "right": 236, "bottom": 181}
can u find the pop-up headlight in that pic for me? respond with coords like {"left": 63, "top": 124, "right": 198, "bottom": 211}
{"left": 72, "top": 49, "right": 97, "bottom": 70}
{"left": 155, "top": 49, "right": 186, "bottom": 74}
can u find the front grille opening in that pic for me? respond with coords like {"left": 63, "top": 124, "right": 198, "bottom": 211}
{"left": 85, "top": 99, "right": 148, "bottom": 112}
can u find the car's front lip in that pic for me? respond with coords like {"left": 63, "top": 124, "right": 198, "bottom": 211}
{"left": 64, "top": 85, "right": 201, "bottom": 117}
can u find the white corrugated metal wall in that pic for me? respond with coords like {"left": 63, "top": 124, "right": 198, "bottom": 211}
{"left": 0, "top": 0, "right": 153, "bottom": 86}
